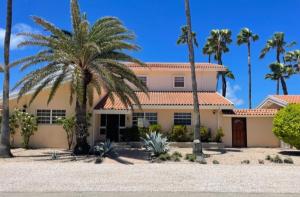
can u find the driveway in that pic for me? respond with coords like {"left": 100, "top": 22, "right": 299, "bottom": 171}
{"left": 0, "top": 163, "right": 300, "bottom": 194}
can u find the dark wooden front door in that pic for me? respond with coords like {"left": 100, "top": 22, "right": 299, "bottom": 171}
{"left": 106, "top": 115, "right": 119, "bottom": 142}
{"left": 232, "top": 118, "right": 247, "bottom": 147}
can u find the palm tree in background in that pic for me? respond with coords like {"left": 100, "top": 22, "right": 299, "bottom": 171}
{"left": 265, "top": 63, "right": 294, "bottom": 94}
{"left": 177, "top": 0, "right": 203, "bottom": 158}
{"left": 0, "top": 0, "right": 13, "bottom": 158}
{"left": 237, "top": 28, "right": 259, "bottom": 109}
{"left": 13, "top": 0, "right": 147, "bottom": 154}
{"left": 260, "top": 32, "right": 296, "bottom": 95}
{"left": 285, "top": 50, "right": 300, "bottom": 72}
{"left": 205, "top": 29, "right": 234, "bottom": 97}
{"left": 202, "top": 41, "right": 214, "bottom": 63}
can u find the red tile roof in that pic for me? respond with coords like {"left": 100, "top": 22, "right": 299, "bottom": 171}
{"left": 272, "top": 95, "right": 300, "bottom": 104}
{"left": 95, "top": 91, "right": 233, "bottom": 110}
{"left": 125, "top": 62, "right": 227, "bottom": 71}
{"left": 223, "top": 109, "right": 278, "bottom": 116}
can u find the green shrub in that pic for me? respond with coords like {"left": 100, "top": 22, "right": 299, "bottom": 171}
{"left": 185, "top": 153, "right": 196, "bottom": 162}
{"left": 122, "top": 126, "right": 140, "bottom": 142}
{"left": 168, "top": 125, "right": 193, "bottom": 142}
{"left": 149, "top": 124, "right": 162, "bottom": 133}
{"left": 265, "top": 155, "right": 271, "bottom": 160}
{"left": 200, "top": 126, "right": 211, "bottom": 142}
{"left": 241, "top": 160, "right": 250, "bottom": 164}
{"left": 57, "top": 116, "right": 75, "bottom": 150}
{"left": 283, "top": 157, "right": 294, "bottom": 164}
{"left": 95, "top": 157, "right": 104, "bottom": 164}
{"left": 158, "top": 153, "right": 171, "bottom": 161}
{"left": 258, "top": 159, "right": 264, "bottom": 164}
{"left": 273, "top": 104, "right": 300, "bottom": 149}
{"left": 212, "top": 160, "right": 220, "bottom": 164}
{"left": 171, "top": 151, "right": 182, "bottom": 162}
{"left": 271, "top": 155, "right": 283, "bottom": 163}
{"left": 172, "top": 151, "right": 182, "bottom": 158}
{"left": 215, "top": 128, "right": 225, "bottom": 143}
{"left": 142, "top": 132, "right": 169, "bottom": 157}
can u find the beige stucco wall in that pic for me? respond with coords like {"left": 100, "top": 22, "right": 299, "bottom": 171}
{"left": 247, "top": 117, "right": 279, "bottom": 147}
{"left": 220, "top": 116, "right": 280, "bottom": 148}
{"left": 132, "top": 70, "right": 218, "bottom": 91}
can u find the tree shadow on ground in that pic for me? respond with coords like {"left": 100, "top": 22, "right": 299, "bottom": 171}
{"left": 279, "top": 150, "right": 300, "bottom": 157}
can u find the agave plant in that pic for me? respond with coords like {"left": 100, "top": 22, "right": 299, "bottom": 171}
{"left": 94, "top": 139, "right": 116, "bottom": 157}
{"left": 142, "top": 132, "right": 169, "bottom": 157}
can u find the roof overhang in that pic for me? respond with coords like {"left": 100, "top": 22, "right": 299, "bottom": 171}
{"left": 257, "top": 96, "right": 287, "bottom": 109}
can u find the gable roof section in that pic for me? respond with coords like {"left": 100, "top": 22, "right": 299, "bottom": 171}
{"left": 223, "top": 109, "right": 278, "bottom": 117}
{"left": 126, "top": 62, "right": 227, "bottom": 72}
{"left": 257, "top": 95, "right": 300, "bottom": 109}
{"left": 94, "top": 91, "right": 234, "bottom": 111}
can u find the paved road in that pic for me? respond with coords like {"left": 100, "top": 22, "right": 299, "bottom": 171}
{"left": 1, "top": 192, "right": 300, "bottom": 197}
{"left": 1, "top": 163, "right": 300, "bottom": 194}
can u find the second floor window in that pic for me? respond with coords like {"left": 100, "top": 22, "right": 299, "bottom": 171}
{"left": 138, "top": 76, "right": 147, "bottom": 86}
{"left": 174, "top": 76, "right": 185, "bottom": 88}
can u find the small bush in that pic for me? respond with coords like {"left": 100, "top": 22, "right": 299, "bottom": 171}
{"left": 158, "top": 153, "right": 171, "bottom": 161}
{"left": 172, "top": 151, "right": 182, "bottom": 158}
{"left": 185, "top": 153, "right": 196, "bottom": 162}
{"left": 212, "top": 160, "right": 220, "bottom": 164}
{"left": 215, "top": 128, "right": 225, "bottom": 143}
{"left": 283, "top": 157, "right": 294, "bottom": 164}
{"left": 265, "top": 155, "right": 271, "bottom": 160}
{"left": 168, "top": 125, "right": 193, "bottom": 142}
{"left": 51, "top": 151, "right": 58, "bottom": 160}
{"left": 271, "top": 155, "right": 283, "bottom": 163}
{"left": 200, "top": 126, "right": 211, "bottom": 142}
{"left": 122, "top": 126, "right": 140, "bottom": 142}
{"left": 241, "top": 160, "right": 250, "bottom": 164}
{"left": 258, "top": 159, "right": 264, "bottom": 164}
{"left": 149, "top": 124, "right": 162, "bottom": 133}
{"left": 171, "top": 151, "right": 182, "bottom": 162}
{"left": 95, "top": 157, "right": 103, "bottom": 164}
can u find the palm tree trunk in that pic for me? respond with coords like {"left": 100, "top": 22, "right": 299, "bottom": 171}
{"left": 73, "top": 71, "right": 91, "bottom": 155}
{"left": 280, "top": 77, "right": 288, "bottom": 95}
{"left": 276, "top": 80, "right": 279, "bottom": 95}
{"left": 247, "top": 42, "right": 252, "bottom": 109}
{"left": 184, "top": 0, "right": 202, "bottom": 156}
{"left": 208, "top": 54, "right": 211, "bottom": 63}
{"left": 0, "top": 0, "right": 13, "bottom": 158}
{"left": 222, "top": 74, "right": 226, "bottom": 97}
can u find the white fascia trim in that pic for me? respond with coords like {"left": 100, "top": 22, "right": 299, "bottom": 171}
{"left": 222, "top": 114, "right": 275, "bottom": 118}
{"left": 256, "top": 96, "right": 287, "bottom": 109}
{"left": 216, "top": 91, "right": 234, "bottom": 106}
{"left": 94, "top": 110, "right": 131, "bottom": 114}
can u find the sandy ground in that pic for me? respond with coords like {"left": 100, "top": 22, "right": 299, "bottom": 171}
{"left": 1, "top": 147, "right": 299, "bottom": 165}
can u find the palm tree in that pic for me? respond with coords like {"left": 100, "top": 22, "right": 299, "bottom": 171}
{"left": 260, "top": 32, "right": 296, "bottom": 95}
{"left": 202, "top": 41, "right": 214, "bottom": 63}
{"left": 177, "top": 0, "right": 203, "bottom": 158}
{"left": 13, "top": 0, "right": 147, "bottom": 155}
{"left": 205, "top": 29, "right": 233, "bottom": 97}
{"left": 0, "top": 0, "right": 13, "bottom": 158}
{"left": 237, "top": 28, "right": 259, "bottom": 109}
{"left": 265, "top": 63, "right": 294, "bottom": 94}
{"left": 177, "top": 25, "right": 198, "bottom": 47}
{"left": 285, "top": 50, "right": 300, "bottom": 72}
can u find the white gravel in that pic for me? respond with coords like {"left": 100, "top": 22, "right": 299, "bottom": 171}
{"left": 0, "top": 163, "right": 300, "bottom": 193}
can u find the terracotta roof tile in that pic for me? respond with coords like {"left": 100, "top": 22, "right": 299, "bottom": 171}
{"left": 95, "top": 91, "right": 233, "bottom": 110}
{"left": 125, "top": 62, "right": 227, "bottom": 71}
{"left": 272, "top": 95, "right": 300, "bottom": 104}
{"left": 223, "top": 109, "right": 278, "bottom": 116}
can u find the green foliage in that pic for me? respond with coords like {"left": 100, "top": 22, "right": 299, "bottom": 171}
{"left": 273, "top": 104, "right": 300, "bottom": 149}
{"left": 177, "top": 25, "right": 198, "bottom": 47}
{"left": 265, "top": 155, "right": 271, "bottom": 160}
{"left": 185, "top": 153, "right": 196, "bottom": 162}
{"left": 149, "top": 124, "right": 162, "bottom": 133}
{"left": 212, "top": 160, "right": 220, "bottom": 164}
{"left": 168, "top": 125, "right": 193, "bottom": 142}
{"left": 57, "top": 116, "right": 76, "bottom": 150}
{"left": 171, "top": 151, "right": 183, "bottom": 162}
{"left": 122, "top": 126, "right": 140, "bottom": 142}
{"left": 158, "top": 153, "right": 171, "bottom": 161}
{"left": 258, "top": 159, "right": 264, "bottom": 164}
{"left": 200, "top": 126, "right": 211, "bottom": 142}
{"left": 241, "top": 160, "right": 250, "bottom": 164}
{"left": 283, "top": 157, "right": 294, "bottom": 164}
{"left": 214, "top": 128, "right": 225, "bottom": 143}
{"left": 271, "top": 155, "right": 283, "bottom": 163}
{"left": 14, "top": 110, "right": 38, "bottom": 149}
{"left": 142, "top": 132, "right": 169, "bottom": 157}
{"left": 94, "top": 140, "right": 116, "bottom": 157}
{"left": 237, "top": 28, "right": 259, "bottom": 46}
{"left": 0, "top": 112, "right": 19, "bottom": 146}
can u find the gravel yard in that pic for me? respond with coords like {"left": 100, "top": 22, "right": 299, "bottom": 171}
{"left": 0, "top": 148, "right": 300, "bottom": 193}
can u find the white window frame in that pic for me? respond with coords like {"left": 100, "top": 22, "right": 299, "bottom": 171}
{"left": 174, "top": 112, "right": 192, "bottom": 126}
{"left": 132, "top": 112, "right": 158, "bottom": 126}
{"left": 173, "top": 76, "right": 185, "bottom": 88}
{"left": 137, "top": 75, "right": 148, "bottom": 87}
{"left": 36, "top": 109, "right": 66, "bottom": 124}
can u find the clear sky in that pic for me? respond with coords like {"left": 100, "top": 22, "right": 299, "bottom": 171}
{"left": 0, "top": 0, "right": 299, "bottom": 108}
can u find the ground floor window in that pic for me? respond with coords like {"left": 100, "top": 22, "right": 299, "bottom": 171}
{"left": 36, "top": 109, "right": 66, "bottom": 124}
{"left": 132, "top": 112, "right": 158, "bottom": 126}
{"left": 174, "top": 112, "right": 192, "bottom": 125}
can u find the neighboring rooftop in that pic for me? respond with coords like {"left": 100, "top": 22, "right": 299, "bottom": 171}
{"left": 223, "top": 109, "right": 278, "bottom": 117}
{"left": 272, "top": 95, "right": 300, "bottom": 104}
{"left": 257, "top": 95, "right": 300, "bottom": 109}
{"left": 125, "top": 62, "right": 227, "bottom": 71}
{"left": 95, "top": 91, "right": 233, "bottom": 110}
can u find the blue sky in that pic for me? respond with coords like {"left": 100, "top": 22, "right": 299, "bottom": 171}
{"left": 0, "top": 0, "right": 299, "bottom": 108}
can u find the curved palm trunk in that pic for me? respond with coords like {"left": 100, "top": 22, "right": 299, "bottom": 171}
{"left": 247, "top": 42, "right": 252, "bottom": 109}
{"left": 0, "top": 0, "right": 13, "bottom": 158}
{"left": 222, "top": 74, "right": 226, "bottom": 97}
{"left": 208, "top": 54, "right": 211, "bottom": 63}
{"left": 73, "top": 71, "right": 91, "bottom": 155}
{"left": 276, "top": 50, "right": 280, "bottom": 95}
{"left": 184, "top": 0, "right": 202, "bottom": 157}
{"left": 280, "top": 77, "right": 288, "bottom": 95}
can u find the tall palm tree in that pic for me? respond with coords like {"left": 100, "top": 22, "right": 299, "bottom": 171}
{"left": 260, "top": 32, "right": 296, "bottom": 95}
{"left": 177, "top": 25, "right": 198, "bottom": 47}
{"left": 205, "top": 29, "right": 234, "bottom": 97}
{"left": 237, "top": 28, "right": 259, "bottom": 109}
{"left": 13, "top": 0, "right": 147, "bottom": 155}
{"left": 178, "top": 0, "right": 203, "bottom": 158}
{"left": 285, "top": 50, "right": 300, "bottom": 72}
{"left": 202, "top": 41, "right": 214, "bottom": 63}
{"left": 0, "top": 0, "right": 13, "bottom": 158}
{"left": 265, "top": 63, "right": 294, "bottom": 94}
